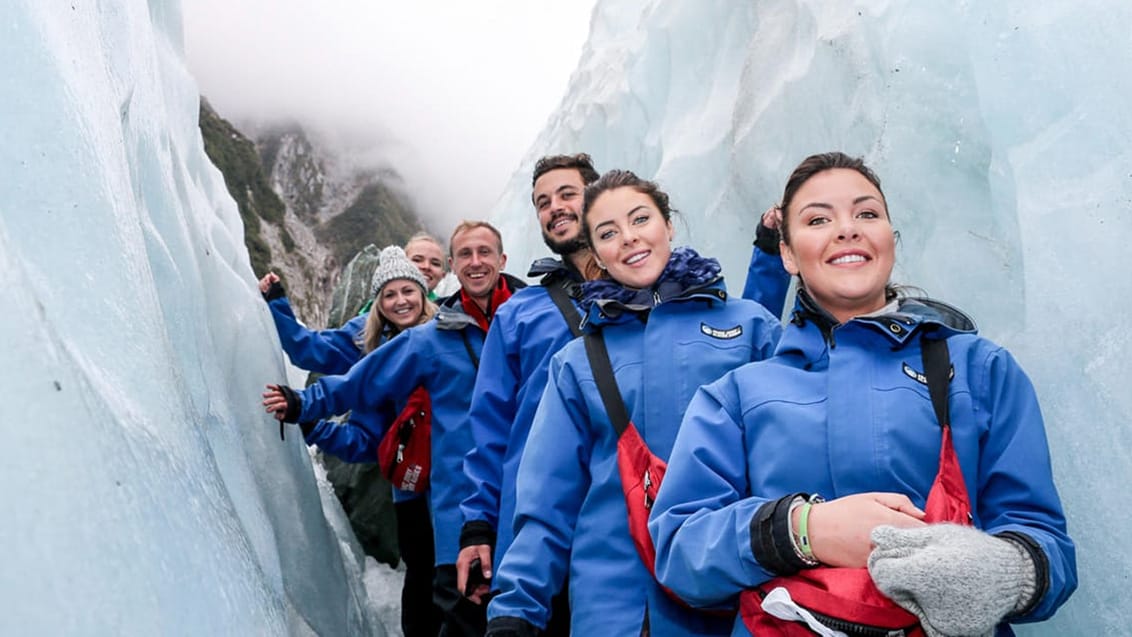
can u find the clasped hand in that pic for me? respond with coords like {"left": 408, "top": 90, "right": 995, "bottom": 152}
{"left": 806, "top": 492, "right": 926, "bottom": 568}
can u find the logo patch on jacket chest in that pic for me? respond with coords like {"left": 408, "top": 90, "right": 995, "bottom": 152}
{"left": 902, "top": 362, "right": 954, "bottom": 385}
{"left": 700, "top": 323, "right": 743, "bottom": 339}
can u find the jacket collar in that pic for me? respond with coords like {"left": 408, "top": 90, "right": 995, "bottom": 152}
{"left": 528, "top": 257, "right": 585, "bottom": 297}
{"left": 436, "top": 273, "right": 527, "bottom": 332}
{"left": 781, "top": 290, "right": 977, "bottom": 360}
{"left": 578, "top": 247, "right": 728, "bottom": 330}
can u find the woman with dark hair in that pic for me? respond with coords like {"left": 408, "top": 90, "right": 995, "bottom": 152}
{"left": 484, "top": 170, "right": 782, "bottom": 636}
{"left": 650, "top": 152, "right": 1076, "bottom": 636}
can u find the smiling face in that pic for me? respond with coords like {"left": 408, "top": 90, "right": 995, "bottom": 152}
{"left": 449, "top": 225, "right": 507, "bottom": 308}
{"left": 405, "top": 238, "right": 446, "bottom": 292}
{"left": 780, "top": 168, "right": 895, "bottom": 323}
{"left": 377, "top": 280, "right": 425, "bottom": 331}
{"left": 533, "top": 167, "right": 587, "bottom": 256}
{"left": 586, "top": 186, "right": 674, "bottom": 289}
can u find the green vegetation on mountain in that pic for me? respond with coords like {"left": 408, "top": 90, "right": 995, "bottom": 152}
{"left": 198, "top": 99, "right": 293, "bottom": 278}
{"left": 317, "top": 183, "right": 421, "bottom": 267}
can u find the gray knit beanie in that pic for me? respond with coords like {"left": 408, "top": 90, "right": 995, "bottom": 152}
{"left": 370, "top": 245, "right": 429, "bottom": 297}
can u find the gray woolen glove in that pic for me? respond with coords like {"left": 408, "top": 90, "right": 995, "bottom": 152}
{"left": 868, "top": 524, "right": 1037, "bottom": 637}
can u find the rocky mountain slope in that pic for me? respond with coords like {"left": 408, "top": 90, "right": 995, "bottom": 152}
{"left": 199, "top": 100, "right": 424, "bottom": 327}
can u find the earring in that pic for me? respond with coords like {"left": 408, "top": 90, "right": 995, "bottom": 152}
{"left": 597, "top": 262, "right": 607, "bottom": 270}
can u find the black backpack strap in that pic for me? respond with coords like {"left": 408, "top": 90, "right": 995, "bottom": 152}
{"left": 583, "top": 331, "right": 630, "bottom": 437}
{"left": 460, "top": 330, "right": 480, "bottom": 370}
{"left": 546, "top": 281, "right": 584, "bottom": 338}
{"left": 921, "top": 336, "right": 951, "bottom": 429}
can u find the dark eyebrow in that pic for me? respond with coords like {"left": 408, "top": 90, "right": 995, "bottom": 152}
{"left": 533, "top": 183, "right": 579, "bottom": 205}
{"left": 798, "top": 202, "right": 832, "bottom": 214}
{"left": 799, "top": 195, "right": 882, "bottom": 214}
{"left": 593, "top": 205, "right": 650, "bottom": 231}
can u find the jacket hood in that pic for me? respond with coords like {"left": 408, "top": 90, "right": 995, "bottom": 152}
{"left": 527, "top": 257, "right": 583, "bottom": 281}
{"left": 434, "top": 293, "right": 479, "bottom": 331}
{"left": 528, "top": 257, "right": 584, "bottom": 297}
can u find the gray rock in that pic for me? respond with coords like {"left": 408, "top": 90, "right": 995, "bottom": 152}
{"left": 327, "top": 244, "right": 381, "bottom": 329}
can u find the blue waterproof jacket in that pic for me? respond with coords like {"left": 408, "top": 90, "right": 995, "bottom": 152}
{"left": 462, "top": 252, "right": 790, "bottom": 571}
{"left": 296, "top": 291, "right": 504, "bottom": 565}
{"left": 487, "top": 250, "right": 783, "bottom": 635}
{"left": 741, "top": 244, "right": 790, "bottom": 320}
{"left": 267, "top": 296, "right": 424, "bottom": 502}
{"left": 460, "top": 259, "right": 583, "bottom": 564}
{"left": 267, "top": 296, "right": 367, "bottom": 375}
{"left": 650, "top": 295, "right": 1077, "bottom": 636}
{"left": 299, "top": 327, "right": 427, "bottom": 504}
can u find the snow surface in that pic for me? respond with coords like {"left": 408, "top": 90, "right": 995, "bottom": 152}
{"left": 490, "top": 0, "right": 1131, "bottom": 633}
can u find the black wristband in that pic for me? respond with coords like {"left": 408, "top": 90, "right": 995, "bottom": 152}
{"left": 485, "top": 616, "right": 539, "bottom": 637}
{"left": 754, "top": 220, "right": 781, "bottom": 255}
{"left": 262, "top": 280, "right": 286, "bottom": 302}
{"left": 278, "top": 385, "right": 303, "bottom": 424}
{"left": 749, "top": 493, "right": 811, "bottom": 575}
{"left": 460, "top": 520, "right": 497, "bottom": 550}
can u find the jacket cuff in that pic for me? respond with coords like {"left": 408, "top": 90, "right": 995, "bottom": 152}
{"left": 754, "top": 220, "right": 780, "bottom": 255}
{"left": 298, "top": 420, "right": 318, "bottom": 438}
{"left": 262, "top": 280, "right": 286, "bottom": 302}
{"left": 460, "top": 520, "right": 497, "bottom": 550}
{"left": 749, "top": 493, "right": 810, "bottom": 576}
{"left": 996, "top": 530, "right": 1049, "bottom": 618}
{"left": 278, "top": 385, "right": 303, "bottom": 424}
{"left": 485, "top": 616, "right": 539, "bottom": 637}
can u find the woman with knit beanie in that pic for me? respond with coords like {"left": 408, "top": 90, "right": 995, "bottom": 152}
{"left": 362, "top": 245, "right": 438, "bottom": 351}
{"left": 484, "top": 170, "right": 783, "bottom": 636}
{"left": 293, "top": 245, "right": 442, "bottom": 637}
{"left": 257, "top": 234, "right": 447, "bottom": 376}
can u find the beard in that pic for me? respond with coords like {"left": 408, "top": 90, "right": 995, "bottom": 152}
{"left": 542, "top": 231, "right": 588, "bottom": 257}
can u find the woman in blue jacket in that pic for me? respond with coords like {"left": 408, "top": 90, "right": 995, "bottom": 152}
{"left": 485, "top": 170, "right": 783, "bottom": 636}
{"left": 270, "top": 245, "right": 442, "bottom": 637}
{"left": 650, "top": 152, "right": 1076, "bottom": 636}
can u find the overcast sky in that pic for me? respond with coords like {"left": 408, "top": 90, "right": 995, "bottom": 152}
{"left": 182, "top": 0, "right": 596, "bottom": 231}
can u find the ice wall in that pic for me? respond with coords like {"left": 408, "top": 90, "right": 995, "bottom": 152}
{"left": 0, "top": 3, "right": 380, "bottom": 635}
{"left": 491, "top": 0, "right": 1131, "bottom": 632}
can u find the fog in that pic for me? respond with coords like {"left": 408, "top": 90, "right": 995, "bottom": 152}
{"left": 183, "top": 0, "right": 597, "bottom": 231}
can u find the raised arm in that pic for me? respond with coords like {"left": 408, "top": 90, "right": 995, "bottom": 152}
{"left": 261, "top": 273, "right": 368, "bottom": 375}
{"left": 741, "top": 207, "right": 790, "bottom": 319}
{"left": 273, "top": 330, "right": 424, "bottom": 424}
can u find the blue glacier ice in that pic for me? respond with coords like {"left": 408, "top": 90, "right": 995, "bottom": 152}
{"left": 0, "top": 2, "right": 386, "bottom": 635}
{"left": 491, "top": 1, "right": 1131, "bottom": 633}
